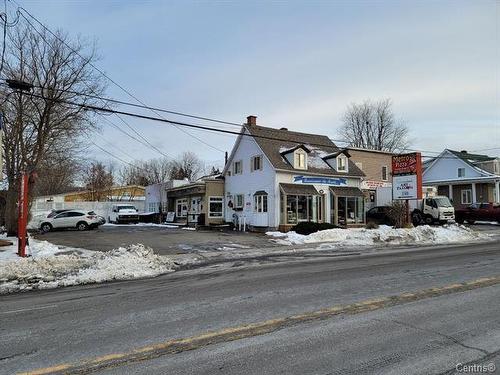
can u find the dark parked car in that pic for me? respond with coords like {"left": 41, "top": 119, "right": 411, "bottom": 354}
{"left": 455, "top": 203, "right": 500, "bottom": 224}
{"left": 366, "top": 206, "right": 394, "bottom": 226}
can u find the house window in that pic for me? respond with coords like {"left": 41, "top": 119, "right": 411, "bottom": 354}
{"left": 251, "top": 155, "right": 262, "bottom": 171}
{"left": 461, "top": 189, "right": 472, "bottom": 204}
{"left": 294, "top": 150, "right": 307, "bottom": 169}
{"left": 254, "top": 195, "right": 268, "bottom": 213}
{"left": 458, "top": 168, "right": 465, "bottom": 178}
{"left": 233, "top": 160, "right": 242, "bottom": 175}
{"left": 382, "top": 166, "right": 388, "bottom": 181}
{"left": 208, "top": 197, "right": 224, "bottom": 217}
{"left": 337, "top": 155, "right": 347, "bottom": 172}
{"left": 235, "top": 194, "right": 244, "bottom": 209}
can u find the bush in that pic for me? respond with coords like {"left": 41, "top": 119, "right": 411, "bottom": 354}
{"left": 365, "top": 221, "right": 379, "bottom": 229}
{"left": 291, "top": 221, "right": 339, "bottom": 235}
{"left": 387, "top": 201, "right": 407, "bottom": 228}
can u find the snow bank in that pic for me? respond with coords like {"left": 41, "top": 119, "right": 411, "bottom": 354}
{"left": 266, "top": 224, "right": 489, "bottom": 246}
{"left": 0, "top": 243, "right": 176, "bottom": 294}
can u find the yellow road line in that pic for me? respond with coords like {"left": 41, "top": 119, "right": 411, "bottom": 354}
{"left": 19, "top": 275, "right": 500, "bottom": 375}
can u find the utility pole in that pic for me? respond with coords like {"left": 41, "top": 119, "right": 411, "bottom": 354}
{"left": 5, "top": 79, "right": 35, "bottom": 257}
{"left": 17, "top": 172, "right": 29, "bottom": 257}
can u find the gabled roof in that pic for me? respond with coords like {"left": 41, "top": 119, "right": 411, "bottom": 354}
{"left": 246, "top": 124, "right": 364, "bottom": 177}
{"left": 447, "top": 149, "right": 495, "bottom": 163}
{"left": 423, "top": 149, "right": 497, "bottom": 181}
{"left": 322, "top": 149, "right": 351, "bottom": 160}
{"left": 279, "top": 144, "right": 311, "bottom": 155}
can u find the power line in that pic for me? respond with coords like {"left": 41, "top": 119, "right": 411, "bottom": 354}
{"left": 11, "top": 1, "right": 226, "bottom": 153}
{"left": 23, "top": 91, "right": 472, "bottom": 161}
{"left": 8, "top": 8, "right": 176, "bottom": 161}
{"left": 0, "top": 78, "right": 244, "bottom": 128}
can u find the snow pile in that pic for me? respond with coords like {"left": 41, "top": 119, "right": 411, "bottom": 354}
{"left": 267, "top": 224, "right": 489, "bottom": 246}
{"left": 0, "top": 243, "right": 176, "bottom": 294}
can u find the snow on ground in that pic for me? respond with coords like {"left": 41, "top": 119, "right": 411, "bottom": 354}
{"left": 0, "top": 224, "right": 493, "bottom": 295}
{"left": 0, "top": 238, "right": 176, "bottom": 294}
{"left": 266, "top": 224, "right": 490, "bottom": 246}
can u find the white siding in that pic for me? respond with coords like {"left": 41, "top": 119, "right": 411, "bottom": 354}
{"left": 424, "top": 150, "right": 486, "bottom": 182}
{"left": 224, "top": 131, "right": 276, "bottom": 228}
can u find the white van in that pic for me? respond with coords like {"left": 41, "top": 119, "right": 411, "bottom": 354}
{"left": 108, "top": 205, "right": 139, "bottom": 224}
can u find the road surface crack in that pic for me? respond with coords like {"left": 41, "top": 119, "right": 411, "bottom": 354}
{"left": 375, "top": 318, "right": 489, "bottom": 356}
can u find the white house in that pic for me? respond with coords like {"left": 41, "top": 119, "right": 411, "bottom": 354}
{"left": 223, "top": 116, "right": 366, "bottom": 231}
{"left": 423, "top": 149, "right": 500, "bottom": 207}
{"left": 144, "top": 180, "right": 189, "bottom": 213}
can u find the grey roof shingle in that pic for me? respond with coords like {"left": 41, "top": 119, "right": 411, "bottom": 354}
{"left": 246, "top": 125, "right": 364, "bottom": 177}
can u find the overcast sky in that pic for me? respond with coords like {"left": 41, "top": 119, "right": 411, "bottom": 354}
{"left": 18, "top": 0, "right": 500, "bottom": 167}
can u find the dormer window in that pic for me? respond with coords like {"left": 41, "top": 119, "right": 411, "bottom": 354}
{"left": 337, "top": 155, "right": 348, "bottom": 172}
{"left": 295, "top": 150, "right": 307, "bottom": 170}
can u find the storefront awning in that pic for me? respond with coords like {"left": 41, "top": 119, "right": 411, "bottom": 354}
{"left": 167, "top": 184, "right": 206, "bottom": 198}
{"left": 280, "top": 183, "right": 320, "bottom": 195}
{"left": 329, "top": 186, "right": 364, "bottom": 197}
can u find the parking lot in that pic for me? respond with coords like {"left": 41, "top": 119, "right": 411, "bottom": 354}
{"left": 33, "top": 224, "right": 281, "bottom": 255}
{"left": 32, "top": 221, "right": 500, "bottom": 257}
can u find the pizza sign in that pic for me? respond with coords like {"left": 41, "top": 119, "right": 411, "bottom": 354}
{"left": 391, "top": 152, "right": 422, "bottom": 200}
{"left": 392, "top": 153, "right": 420, "bottom": 175}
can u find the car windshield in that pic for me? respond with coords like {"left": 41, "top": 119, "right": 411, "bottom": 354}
{"left": 434, "top": 198, "right": 452, "bottom": 207}
{"left": 118, "top": 206, "right": 136, "bottom": 210}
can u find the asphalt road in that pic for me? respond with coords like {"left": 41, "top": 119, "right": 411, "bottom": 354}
{"left": 1, "top": 240, "right": 499, "bottom": 374}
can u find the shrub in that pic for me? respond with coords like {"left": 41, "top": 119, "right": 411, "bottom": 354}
{"left": 291, "top": 221, "right": 339, "bottom": 235}
{"left": 365, "top": 221, "right": 379, "bottom": 229}
{"left": 387, "top": 201, "right": 407, "bottom": 228}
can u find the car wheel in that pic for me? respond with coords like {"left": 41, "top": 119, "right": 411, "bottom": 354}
{"left": 77, "top": 222, "right": 89, "bottom": 231}
{"left": 40, "top": 223, "right": 52, "bottom": 233}
{"left": 456, "top": 217, "right": 464, "bottom": 224}
{"left": 424, "top": 215, "right": 434, "bottom": 225}
{"left": 411, "top": 212, "right": 422, "bottom": 226}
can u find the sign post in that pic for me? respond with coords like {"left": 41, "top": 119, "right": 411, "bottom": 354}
{"left": 392, "top": 153, "right": 423, "bottom": 225}
{"left": 17, "top": 172, "right": 29, "bottom": 257}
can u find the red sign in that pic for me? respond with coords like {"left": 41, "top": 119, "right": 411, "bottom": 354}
{"left": 391, "top": 153, "right": 422, "bottom": 200}
{"left": 392, "top": 153, "right": 421, "bottom": 176}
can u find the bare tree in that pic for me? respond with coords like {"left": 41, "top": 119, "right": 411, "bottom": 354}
{"left": 0, "top": 21, "right": 105, "bottom": 234}
{"left": 32, "top": 155, "right": 82, "bottom": 196}
{"left": 339, "top": 99, "right": 410, "bottom": 152}
{"left": 119, "top": 157, "right": 173, "bottom": 186}
{"left": 81, "top": 161, "right": 113, "bottom": 201}
{"left": 170, "top": 151, "right": 203, "bottom": 181}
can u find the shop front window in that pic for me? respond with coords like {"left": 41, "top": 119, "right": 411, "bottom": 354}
{"left": 286, "top": 195, "right": 298, "bottom": 224}
{"left": 282, "top": 194, "right": 323, "bottom": 224}
{"left": 331, "top": 194, "right": 364, "bottom": 226}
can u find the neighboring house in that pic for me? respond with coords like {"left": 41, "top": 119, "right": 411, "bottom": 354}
{"left": 423, "top": 149, "right": 500, "bottom": 208}
{"left": 223, "top": 116, "right": 365, "bottom": 231}
{"left": 346, "top": 147, "right": 393, "bottom": 209}
{"left": 144, "top": 180, "right": 189, "bottom": 213}
{"left": 166, "top": 174, "right": 225, "bottom": 226}
{"left": 63, "top": 185, "right": 145, "bottom": 202}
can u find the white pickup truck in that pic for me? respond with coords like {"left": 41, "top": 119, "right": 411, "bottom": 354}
{"left": 108, "top": 205, "right": 139, "bottom": 224}
{"left": 410, "top": 196, "right": 455, "bottom": 225}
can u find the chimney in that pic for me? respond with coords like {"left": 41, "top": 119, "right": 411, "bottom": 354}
{"left": 247, "top": 115, "right": 257, "bottom": 126}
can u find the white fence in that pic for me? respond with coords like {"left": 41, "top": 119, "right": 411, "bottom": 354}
{"left": 31, "top": 201, "right": 145, "bottom": 221}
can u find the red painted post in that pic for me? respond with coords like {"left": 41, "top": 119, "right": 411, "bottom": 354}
{"left": 17, "top": 172, "right": 29, "bottom": 257}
